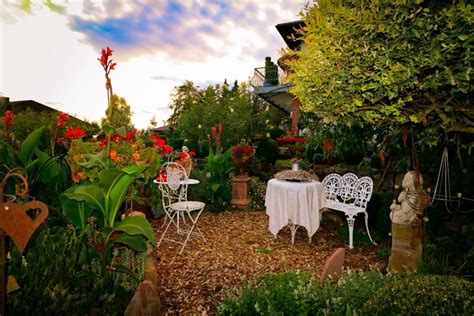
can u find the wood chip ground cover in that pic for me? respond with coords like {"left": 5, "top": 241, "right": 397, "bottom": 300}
{"left": 153, "top": 211, "right": 381, "bottom": 314}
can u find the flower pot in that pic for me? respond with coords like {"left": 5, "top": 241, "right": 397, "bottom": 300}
{"left": 232, "top": 154, "right": 254, "bottom": 176}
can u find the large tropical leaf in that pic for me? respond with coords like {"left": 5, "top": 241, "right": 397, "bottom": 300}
{"left": 121, "top": 165, "right": 148, "bottom": 175}
{"left": 111, "top": 233, "right": 147, "bottom": 252}
{"left": 61, "top": 198, "right": 93, "bottom": 230}
{"left": 0, "top": 140, "right": 22, "bottom": 170}
{"left": 62, "top": 184, "right": 105, "bottom": 215}
{"left": 19, "top": 126, "right": 45, "bottom": 164}
{"left": 113, "top": 216, "right": 155, "bottom": 244}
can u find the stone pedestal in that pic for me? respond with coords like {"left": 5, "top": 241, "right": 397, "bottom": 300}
{"left": 388, "top": 223, "right": 423, "bottom": 273}
{"left": 231, "top": 175, "right": 251, "bottom": 209}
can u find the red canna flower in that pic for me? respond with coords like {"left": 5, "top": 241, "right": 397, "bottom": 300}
{"left": 218, "top": 123, "right": 223, "bottom": 134}
{"left": 110, "top": 63, "right": 117, "bottom": 70}
{"left": 163, "top": 145, "right": 173, "bottom": 155}
{"left": 211, "top": 126, "right": 217, "bottom": 137}
{"left": 125, "top": 130, "right": 134, "bottom": 141}
{"left": 106, "top": 46, "right": 113, "bottom": 56}
{"left": 2, "top": 110, "right": 15, "bottom": 127}
{"left": 65, "top": 126, "right": 86, "bottom": 139}
{"left": 57, "top": 112, "right": 69, "bottom": 127}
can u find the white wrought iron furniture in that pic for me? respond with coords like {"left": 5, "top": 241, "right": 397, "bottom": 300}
{"left": 156, "top": 162, "right": 206, "bottom": 254}
{"left": 321, "top": 173, "right": 376, "bottom": 249}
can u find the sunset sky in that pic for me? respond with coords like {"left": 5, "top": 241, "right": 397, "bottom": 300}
{"left": 0, "top": 0, "right": 305, "bottom": 129}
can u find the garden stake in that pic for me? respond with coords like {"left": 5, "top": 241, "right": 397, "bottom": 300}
{"left": 0, "top": 169, "right": 48, "bottom": 315}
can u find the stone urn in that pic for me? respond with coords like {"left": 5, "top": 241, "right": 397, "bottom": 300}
{"left": 233, "top": 154, "right": 254, "bottom": 176}
{"left": 231, "top": 146, "right": 254, "bottom": 208}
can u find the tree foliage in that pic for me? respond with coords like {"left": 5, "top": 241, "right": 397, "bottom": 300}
{"left": 288, "top": 0, "right": 473, "bottom": 134}
{"left": 101, "top": 94, "right": 134, "bottom": 129}
{"left": 167, "top": 80, "right": 284, "bottom": 148}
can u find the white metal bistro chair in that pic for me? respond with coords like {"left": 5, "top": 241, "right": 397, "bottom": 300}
{"left": 156, "top": 162, "right": 206, "bottom": 254}
{"left": 322, "top": 173, "right": 376, "bottom": 249}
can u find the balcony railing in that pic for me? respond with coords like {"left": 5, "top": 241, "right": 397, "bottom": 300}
{"left": 249, "top": 66, "right": 288, "bottom": 88}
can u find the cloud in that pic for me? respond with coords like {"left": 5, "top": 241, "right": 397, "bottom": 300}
{"left": 66, "top": 0, "right": 302, "bottom": 63}
{"left": 150, "top": 75, "right": 183, "bottom": 83}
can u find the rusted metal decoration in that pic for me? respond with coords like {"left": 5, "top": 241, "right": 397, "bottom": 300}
{"left": 0, "top": 169, "right": 48, "bottom": 316}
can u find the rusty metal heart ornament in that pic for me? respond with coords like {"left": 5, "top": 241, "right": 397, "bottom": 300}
{"left": 0, "top": 200, "right": 48, "bottom": 253}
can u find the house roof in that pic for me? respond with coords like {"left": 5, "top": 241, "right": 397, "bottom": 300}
{"left": 8, "top": 100, "right": 59, "bottom": 113}
{"left": 5, "top": 99, "right": 89, "bottom": 124}
{"left": 275, "top": 20, "right": 305, "bottom": 50}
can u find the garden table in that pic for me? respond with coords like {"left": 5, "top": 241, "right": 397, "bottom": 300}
{"left": 265, "top": 179, "right": 326, "bottom": 245}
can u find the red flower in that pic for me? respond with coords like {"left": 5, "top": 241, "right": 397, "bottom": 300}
{"left": 125, "top": 130, "right": 134, "bottom": 141}
{"left": 154, "top": 137, "right": 166, "bottom": 147}
{"left": 180, "top": 152, "right": 188, "bottom": 161}
{"left": 2, "top": 110, "right": 15, "bottom": 127}
{"left": 211, "top": 126, "right": 217, "bottom": 137}
{"left": 218, "top": 123, "right": 223, "bottom": 134}
{"left": 65, "top": 126, "right": 86, "bottom": 139}
{"left": 100, "top": 52, "right": 108, "bottom": 66}
{"left": 163, "top": 145, "right": 173, "bottom": 155}
{"left": 106, "top": 46, "right": 113, "bottom": 56}
{"left": 57, "top": 112, "right": 69, "bottom": 127}
{"left": 242, "top": 146, "right": 253, "bottom": 154}
{"left": 56, "top": 137, "right": 65, "bottom": 144}
{"left": 189, "top": 151, "right": 196, "bottom": 157}
{"left": 110, "top": 63, "right": 117, "bottom": 70}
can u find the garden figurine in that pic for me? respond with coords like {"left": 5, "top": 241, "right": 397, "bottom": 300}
{"left": 390, "top": 171, "right": 424, "bottom": 225}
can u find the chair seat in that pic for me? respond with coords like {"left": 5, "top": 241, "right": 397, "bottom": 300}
{"left": 170, "top": 201, "right": 205, "bottom": 212}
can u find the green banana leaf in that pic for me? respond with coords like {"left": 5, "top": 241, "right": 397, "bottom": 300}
{"left": 19, "top": 126, "right": 45, "bottom": 164}
{"left": 113, "top": 216, "right": 155, "bottom": 244}
{"left": 111, "top": 232, "right": 147, "bottom": 252}
{"left": 61, "top": 198, "right": 94, "bottom": 230}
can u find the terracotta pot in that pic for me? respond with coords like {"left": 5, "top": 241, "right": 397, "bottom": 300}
{"left": 232, "top": 154, "right": 254, "bottom": 175}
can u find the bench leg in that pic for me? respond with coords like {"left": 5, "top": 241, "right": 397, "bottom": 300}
{"left": 346, "top": 214, "right": 355, "bottom": 249}
{"left": 364, "top": 211, "right": 377, "bottom": 245}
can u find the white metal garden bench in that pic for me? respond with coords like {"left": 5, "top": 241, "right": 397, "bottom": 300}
{"left": 321, "top": 173, "right": 377, "bottom": 249}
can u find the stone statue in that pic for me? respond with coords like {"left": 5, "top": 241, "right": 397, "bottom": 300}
{"left": 390, "top": 171, "right": 423, "bottom": 225}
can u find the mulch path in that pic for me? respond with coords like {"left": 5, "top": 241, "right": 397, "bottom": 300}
{"left": 152, "top": 211, "right": 382, "bottom": 315}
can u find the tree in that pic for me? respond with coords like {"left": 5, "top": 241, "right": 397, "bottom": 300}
{"left": 167, "top": 81, "right": 201, "bottom": 128}
{"left": 167, "top": 80, "right": 283, "bottom": 149}
{"left": 101, "top": 94, "right": 134, "bottom": 129}
{"left": 287, "top": 0, "right": 473, "bottom": 134}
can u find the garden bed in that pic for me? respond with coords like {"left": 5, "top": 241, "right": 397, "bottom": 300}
{"left": 153, "top": 211, "right": 382, "bottom": 314}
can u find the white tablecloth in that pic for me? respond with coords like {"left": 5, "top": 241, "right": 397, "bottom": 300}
{"left": 265, "top": 179, "right": 326, "bottom": 238}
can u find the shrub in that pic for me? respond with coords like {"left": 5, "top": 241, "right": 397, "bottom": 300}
{"left": 218, "top": 270, "right": 474, "bottom": 315}
{"left": 256, "top": 139, "right": 279, "bottom": 165}
{"left": 269, "top": 127, "right": 284, "bottom": 139}
{"left": 249, "top": 176, "right": 267, "bottom": 210}
{"left": 8, "top": 226, "right": 144, "bottom": 315}
{"left": 366, "top": 191, "right": 393, "bottom": 240}
{"left": 218, "top": 271, "right": 317, "bottom": 315}
{"left": 362, "top": 275, "right": 474, "bottom": 315}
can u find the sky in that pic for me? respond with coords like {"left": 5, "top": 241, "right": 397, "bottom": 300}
{"left": 0, "top": 0, "right": 306, "bottom": 129}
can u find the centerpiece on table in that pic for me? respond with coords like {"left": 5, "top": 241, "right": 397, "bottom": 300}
{"left": 231, "top": 144, "right": 254, "bottom": 176}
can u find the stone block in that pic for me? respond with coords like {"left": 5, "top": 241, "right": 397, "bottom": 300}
{"left": 124, "top": 280, "right": 161, "bottom": 316}
{"left": 388, "top": 248, "right": 422, "bottom": 273}
{"left": 320, "top": 248, "right": 345, "bottom": 284}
